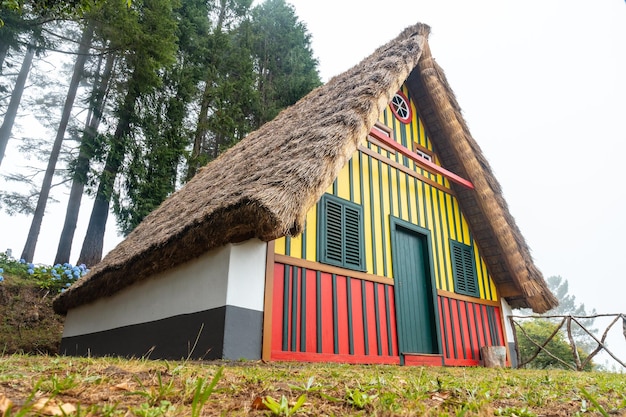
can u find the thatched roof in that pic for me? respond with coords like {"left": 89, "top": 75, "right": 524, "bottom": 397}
{"left": 53, "top": 22, "right": 557, "bottom": 315}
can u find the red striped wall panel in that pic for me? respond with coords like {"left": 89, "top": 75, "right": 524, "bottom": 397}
{"left": 438, "top": 295, "right": 505, "bottom": 366}
{"left": 271, "top": 262, "right": 506, "bottom": 367}
{"left": 271, "top": 262, "right": 399, "bottom": 364}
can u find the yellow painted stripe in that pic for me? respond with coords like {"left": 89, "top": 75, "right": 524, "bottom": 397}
{"left": 275, "top": 236, "right": 286, "bottom": 256}
{"left": 371, "top": 160, "right": 384, "bottom": 276}
{"left": 336, "top": 161, "right": 350, "bottom": 201}
{"left": 305, "top": 205, "right": 317, "bottom": 262}
{"left": 362, "top": 154, "right": 375, "bottom": 275}
{"left": 352, "top": 153, "right": 362, "bottom": 205}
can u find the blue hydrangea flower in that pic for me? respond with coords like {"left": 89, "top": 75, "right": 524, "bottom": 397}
{"left": 0, "top": 276, "right": 4, "bottom": 282}
{"left": 27, "top": 268, "right": 34, "bottom": 275}
{"left": 27, "top": 263, "right": 34, "bottom": 269}
{"left": 19, "top": 259, "right": 26, "bottom": 264}
{"left": 0, "top": 267, "right": 3, "bottom": 273}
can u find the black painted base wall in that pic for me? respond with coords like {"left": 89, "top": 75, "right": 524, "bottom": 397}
{"left": 60, "top": 305, "right": 263, "bottom": 360}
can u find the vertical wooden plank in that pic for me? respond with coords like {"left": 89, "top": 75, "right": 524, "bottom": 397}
{"left": 332, "top": 274, "right": 339, "bottom": 354}
{"left": 387, "top": 285, "right": 399, "bottom": 356}
{"left": 305, "top": 269, "right": 317, "bottom": 353}
{"left": 346, "top": 277, "right": 354, "bottom": 355}
{"left": 437, "top": 296, "right": 450, "bottom": 358}
{"left": 448, "top": 298, "right": 460, "bottom": 359}
{"left": 374, "top": 283, "right": 389, "bottom": 356}
{"left": 351, "top": 278, "right": 365, "bottom": 356}
{"left": 361, "top": 280, "right": 370, "bottom": 355}
{"left": 290, "top": 267, "right": 299, "bottom": 352}
{"left": 316, "top": 271, "right": 322, "bottom": 353}
{"left": 336, "top": 275, "right": 349, "bottom": 354}
{"left": 270, "top": 262, "right": 284, "bottom": 357}
{"left": 457, "top": 301, "right": 472, "bottom": 359}
{"left": 365, "top": 281, "right": 378, "bottom": 356}
{"left": 262, "top": 241, "right": 276, "bottom": 361}
{"left": 465, "top": 301, "right": 478, "bottom": 360}
{"left": 282, "top": 265, "right": 291, "bottom": 352}
{"left": 384, "top": 284, "right": 394, "bottom": 356}
{"left": 300, "top": 268, "right": 307, "bottom": 352}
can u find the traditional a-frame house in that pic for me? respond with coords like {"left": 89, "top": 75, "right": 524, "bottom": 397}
{"left": 54, "top": 23, "right": 557, "bottom": 366}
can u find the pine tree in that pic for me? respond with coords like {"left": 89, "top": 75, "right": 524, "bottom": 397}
{"left": 77, "top": 0, "right": 178, "bottom": 266}
{"left": 54, "top": 52, "right": 115, "bottom": 265}
{"left": 249, "top": 0, "right": 321, "bottom": 127}
{"left": 20, "top": 22, "right": 94, "bottom": 262}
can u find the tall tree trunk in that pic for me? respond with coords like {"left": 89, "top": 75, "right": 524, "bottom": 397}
{"left": 187, "top": 79, "right": 213, "bottom": 179}
{"left": 187, "top": 3, "right": 229, "bottom": 179}
{"left": 0, "top": 43, "right": 9, "bottom": 74}
{"left": 20, "top": 25, "right": 94, "bottom": 263}
{"left": 0, "top": 46, "right": 34, "bottom": 167}
{"left": 55, "top": 52, "right": 115, "bottom": 265}
{"left": 77, "top": 88, "right": 136, "bottom": 266}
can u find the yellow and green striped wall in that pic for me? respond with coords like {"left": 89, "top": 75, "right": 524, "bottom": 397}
{"left": 268, "top": 85, "right": 506, "bottom": 366}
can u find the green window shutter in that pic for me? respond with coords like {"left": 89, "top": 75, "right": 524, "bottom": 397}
{"left": 450, "top": 241, "right": 479, "bottom": 297}
{"left": 318, "top": 194, "right": 365, "bottom": 271}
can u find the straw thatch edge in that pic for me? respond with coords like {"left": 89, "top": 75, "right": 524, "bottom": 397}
{"left": 53, "top": 23, "right": 431, "bottom": 315}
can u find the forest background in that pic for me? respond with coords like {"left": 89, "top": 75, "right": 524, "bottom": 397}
{"left": 0, "top": 0, "right": 322, "bottom": 267}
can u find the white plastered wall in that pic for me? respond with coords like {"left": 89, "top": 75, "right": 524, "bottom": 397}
{"left": 500, "top": 298, "right": 515, "bottom": 343}
{"left": 63, "top": 239, "right": 267, "bottom": 338}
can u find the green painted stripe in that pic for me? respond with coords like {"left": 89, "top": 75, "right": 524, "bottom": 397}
{"left": 469, "top": 302, "right": 482, "bottom": 350}
{"left": 456, "top": 302, "right": 467, "bottom": 360}
{"left": 405, "top": 172, "right": 413, "bottom": 223}
{"left": 478, "top": 304, "right": 488, "bottom": 346}
{"left": 387, "top": 162, "right": 395, "bottom": 219}
{"left": 412, "top": 176, "right": 421, "bottom": 226}
{"left": 440, "top": 297, "right": 450, "bottom": 358}
{"left": 282, "top": 266, "right": 290, "bottom": 351}
{"left": 395, "top": 169, "right": 403, "bottom": 220}
{"left": 465, "top": 301, "right": 476, "bottom": 360}
{"left": 427, "top": 185, "right": 443, "bottom": 290}
{"left": 442, "top": 194, "right": 454, "bottom": 292}
{"left": 487, "top": 306, "right": 499, "bottom": 345}
{"left": 377, "top": 159, "right": 388, "bottom": 277}
{"left": 384, "top": 285, "right": 393, "bottom": 356}
{"left": 348, "top": 157, "right": 354, "bottom": 202}
{"left": 361, "top": 280, "right": 369, "bottom": 355}
{"left": 436, "top": 189, "right": 451, "bottom": 291}
{"left": 367, "top": 154, "right": 378, "bottom": 275}
{"left": 346, "top": 276, "right": 354, "bottom": 355}
{"left": 448, "top": 298, "right": 458, "bottom": 358}
{"left": 483, "top": 258, "right": 493, "bottom": 300}
{"left": 301, "top": 226, "right": 306, "bottom": 260}
{"left": 300, "top": 268, "right": 307, "bottom": 352}
{"left": 374, "top": 283, "right": 382, "bottom": 356}
{"left": 316, "top": 271, "right": 322, "bottom": 353}
{"left": 285, "top": 235, "right": 291, "bottom": 257}
{"left": 419, "top": 180, "right": 428, "bottom": 230}
{"left": 332, "top": 177, "right": 338, "bottom": 196}
{"left": 332, "top": 274, "right": 339, "bottom": 354}
{"left": 399, "top": 122, "right": 409, "bottom": 166}
{"left": 358, "top": 151, "right": 365, "bottom": 206}
{"left": 291, "top": 267, "right": 298, "bottom": 352}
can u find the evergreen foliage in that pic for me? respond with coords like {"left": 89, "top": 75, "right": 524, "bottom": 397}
{"left": 0, "top": 0, "right": 322, "bottom": 263}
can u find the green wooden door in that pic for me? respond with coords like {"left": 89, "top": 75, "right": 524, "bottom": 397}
{"left": 391, "top": 218, "right": 439, "bottom": 355}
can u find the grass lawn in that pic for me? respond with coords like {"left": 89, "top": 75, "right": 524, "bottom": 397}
{"left": 1, "top": 355, "right": 625, "bottom": 416}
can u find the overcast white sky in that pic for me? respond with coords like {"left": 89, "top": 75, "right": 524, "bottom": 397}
{"left": 286, "top": 0, "right": 626, "bottom": 366}
{"left": 1, "top": 0, "right": 625, "bottom": 367}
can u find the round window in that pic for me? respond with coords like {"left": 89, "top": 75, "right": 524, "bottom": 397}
{"left": 389, "top": 91, "right": 412, "bottom": 124}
